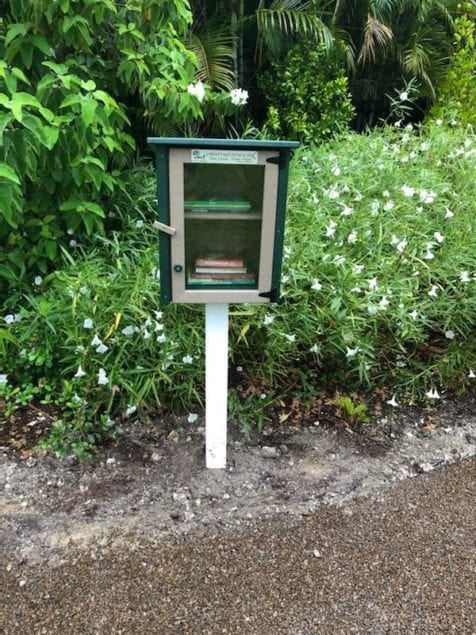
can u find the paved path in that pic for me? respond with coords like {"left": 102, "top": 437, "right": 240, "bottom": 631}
{"left": 2, "top": 459, "right": 475, "bottom": 634}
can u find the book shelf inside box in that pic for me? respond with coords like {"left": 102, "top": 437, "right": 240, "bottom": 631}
{"left": 184, "top": 212, "right": 262, "bottom": 221}
{"left": 184, "top": 218, "right": 261, "bottom": 289}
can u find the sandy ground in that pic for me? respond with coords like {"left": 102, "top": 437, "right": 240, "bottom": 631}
{"left": 1, "top": 396, "right": 475, "bottom": 633}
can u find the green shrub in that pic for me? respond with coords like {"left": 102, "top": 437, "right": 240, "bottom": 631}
{"left": 0, "top": 0, "right": 200, "bottom": 290}
{"left": 431, "top": 3, "right": 476, "bottom": 126}
{"left": 260, "top": 42, "right": 354, "bottom": 144}
{"left": 1, "top": 122, "right": 475, "bottom": 454}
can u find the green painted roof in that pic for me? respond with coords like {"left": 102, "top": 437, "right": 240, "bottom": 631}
{"left": 147, "top": 137, "right": 300, "bottom": 149}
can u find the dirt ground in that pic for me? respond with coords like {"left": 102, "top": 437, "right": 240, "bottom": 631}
{"left": 1, "top": 394, "right": 475, "bottom": 569}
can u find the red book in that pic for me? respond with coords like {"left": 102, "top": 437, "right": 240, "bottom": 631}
{"left": 189, "top": 272, "right": 254, "bottom": 280}
{"left": 195, "top": 257, "right": 245, "bottom": 268}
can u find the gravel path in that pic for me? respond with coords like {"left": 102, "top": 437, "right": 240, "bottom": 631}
{"left": 2, "top": 458, "right": 475, "bottom": 634}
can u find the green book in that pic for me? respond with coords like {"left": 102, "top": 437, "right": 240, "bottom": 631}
{"left": 184, "top": 199, "right": 251, "bottom": 212}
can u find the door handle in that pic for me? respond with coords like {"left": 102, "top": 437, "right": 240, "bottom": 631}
{"left": 153, "top": 221, "right": 176, "bottom": 236}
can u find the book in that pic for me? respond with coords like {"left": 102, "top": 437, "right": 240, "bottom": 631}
{"left": 185, "top": 199, "right": 251, "bottom": 213}
{"left": 195, "top": 257, "right": 245, "bottom": 268}
{"left": 187, "top": 276, "right": 256, "bottom": 287}
{"left": 188, "top": 272, "right": 255, "bottom": 281}
{"left": 195, "top": 266, "right": 247, "bottom": 274}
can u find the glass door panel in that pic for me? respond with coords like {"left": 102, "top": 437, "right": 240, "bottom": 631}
{"left": 183, "top": 164, "right": 265, "bottom": 289}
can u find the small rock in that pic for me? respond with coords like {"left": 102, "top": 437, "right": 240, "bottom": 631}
{"left": 170, "top": 511, "right": 182, "bottom": 521}
{"left": 313, "top": 549, "right": 322, "bottom": 558}
{"left": 280, "top": 444, "right": 289, "bottom": 454}
{"left": 261, "top": 446, "right": 279, "bottom": 459}
{"left": 106, "top": 457, "right": 116, "bottom": 466}
{"left": 19, "top": 580, "right": 26, "bottom": 587}
{"left": 151, "top": 452, "right": 161, "bottom": 462}
{"left": 25, "top": 457, "right": 37, "bottom": 468}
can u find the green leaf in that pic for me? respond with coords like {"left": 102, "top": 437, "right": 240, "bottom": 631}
{"left": 41, "top": 126, "right": 59, "bottom": 150}
{"left": 81, "top": 79, "right": 96, "bottom": 92}
{"left": 5, "top": 22, "right": 32, "bottom": 47}
{"left": 59, "top": 199, "right": 82, "bottom": 211}
{"left": 81, "top": 98, "right": 97, "bottom": 127}
{"left": 11, "top": 67, "right": 31, "bottom": 86}
{"left": 31, "top": 35, "right": 52, "bottom": 56}
{"left": 0, "top": 163, "right": 21, "bottom": 185}
{"left": 0, "top": 264, "right": 17, "bottom": 282}
{"left": 0, "top": 113, "right": 13, "bottom": 144}
{"left": 11, "top": 92, "right": 41, "bottom": 108}
{"left": 20, "top": 41, "right": 34, "bottom": 70}
{"left": 83, "top": 202, "right": 105, "bottom": 217}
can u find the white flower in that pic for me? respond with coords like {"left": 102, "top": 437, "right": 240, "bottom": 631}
{"left": 325, "top": 187, "right": 340, "bottom": 200}
{"left": 121, "top": 325, "right": 135, "bottom": 336}
{"left": 383, "top": 200, "right": 394, "bottom": 211}
{"left": 352, "top": 264, "right": 365, "bottom": 275}
{"left": 230, "top": 87, "right": 248, "bottom": 106}
{"left": 67, "top": 228, "right": 74, "bottom": 235}
{"left": 347, "top": 231, "right": 358, "bottom": 244}
{"left": 386, "top": 395, "right": 399, "bottom": 407}
{"left": 153, "top": 311, "right": 163, "bottom": 320}
{"left": 371, "top": 200, "right": 380, "bottom": 216}
{"left": 182, "top": 355, "right": 193, "bottom": 364}
{"left": 423, "top": 248, "right": 434, "bottom": 260}
{"left": 367, "top": 304, "right": 378, "bottom": 315}
{"left": 333, "top": 255, "right": 346, "bottom": 266}
{"left": 396, "top": 238, "right": 407, "bottom": 253}
{"left": 74, "top": 365, "right": 87, "bottom": 378}
{"left": 468, "top": 369, "right": 476, "bottom": 379}
{"left": 97, "top": 368, "right": 109, "bottom": 386}
{"left": 433, "top": 231, "right": 444, "bottom": 244}
{"left": 285, "top": 334, "right": 296, "bottom": 343}
{"left": 383, "top": 190, "right": 390, "bottom": 198}
{"left": 409, "top": 310, "right": 419, "bottom": 320}
{"left": 34, "top": 275, "right": 43, "bottom": 286}
{"left": 143, "top": 329, "right": 151, "bottom": 340}
{"left": 444, "top": 208, "right": 454, "bottom": 219}
{"left": 69, "top": 239, "right": 78, "bottom": 248}
{"left": 154, "top": 322, "right": 164, "bottom": 332}
{"left": 367, "top": 278, "right": 378, "bottom": 291}
{"left": 309, "top": 344, "right": 319, "bottom": 353}
{"left": 340, "top": 205, "right": 353, "bottom": 216}
{"left": 345, "top": 346, "right": 359, "bottom": 358}
{"left": 401, "top": 184, "right": 415, "bottom": 197}
{"left": 260, "top": 393, "right": 267, "bottom": 400}
{"left": 428, "top": 285, "right": 439, "bottom": 298}
{"left": 0, "top": 373, "right": 8, "bottom": 385}
{"left": 399, "top": 91, "right": 408, "bottom": 101}
{"left": 444, "top": 330, "right": 455, "bottom": 340}
{"left": 124, "top": 405, "right": 137, "bottom": 417}
{"left": 379, "top": 296, "right": 390, "bottom": 309}
{"left": 325, "top": 220, "right": 337, "bottom": 237}
{"left": 419, "top": 189, "right": 436, "bottom": 204}
{"left": 187, "top": 413, "right": 199, "bottom": 424}
{"left": 436, "top": 118, "right": 443, "bottom": 126}
{"left": 83, "top": 318, "right": 94, "bottom": 329}
{"left": 311, "top": 279, "right": 322, "bottom": 291}
{"left": 420, "top": 142, "right": 430, "bottom": 151}
{"left": 331, "top": 165, "right": 341, "bottom": 176}
{"left": 135, "top": 220, "right": 144, "bottom": 228}
{"left": 426, "top": 388, "right": 441, "bottom": 399}
{"left": 263, "top": 314, "right": 275, "bottom": 325}
{"left": 96, "top": 343, "right": 108, "bottom": 354}
{"left": 157, "top": 334, "right": 167, "bottom": 344}
{"left": 187, "top": 81, "right": 205, "bottom": 102}
{"left": 460, "top": 271, "right": 470, "bottom": 283}
{"left": 4, "top": 314, "right": 21, "bottom": 324}
{"left": 91, "top": 334, "right": 102, "bottom": 347}
{"left": 394, "top": 119, "right": 402, "bottom": 128}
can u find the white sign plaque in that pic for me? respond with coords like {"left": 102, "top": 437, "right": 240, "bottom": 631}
{"left": 191, "top": 149, "right": 258, "bottom": 165}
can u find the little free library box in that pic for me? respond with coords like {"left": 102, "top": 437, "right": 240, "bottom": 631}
{"left": 147, "top": 137, "right": 299, "bottom": 304}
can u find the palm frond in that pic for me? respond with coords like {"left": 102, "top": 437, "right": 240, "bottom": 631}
{"left": 255, "top": 3, "right": 334, "bottom": 61}
{"left": 187, "top": 26, "right": 236, "bottom": 91}
{"left": 358, "top": 14, "right": 394, "bottom": 65}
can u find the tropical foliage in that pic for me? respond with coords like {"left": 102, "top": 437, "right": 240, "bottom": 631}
{"left": 261, "top": 42, "right": 354, "bottom": 143}
{"left": 2, "top": 121, "right": 475, "bottom": 454}
{"left": 0, "top": 0, "right": 199, "bottom": 289}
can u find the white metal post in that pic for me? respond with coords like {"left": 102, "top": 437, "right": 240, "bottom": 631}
{"left": 205, "top": 303, "right": 229, "bottom": 468}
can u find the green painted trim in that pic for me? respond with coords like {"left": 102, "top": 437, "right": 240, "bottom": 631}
{"left": 147, "top": 137, "right": 299, "bottom": 150}
{"left": 155, "top": 147, "right": 171, "bottom": 305}
{"left": 271, "top": 150, "right": 292, "bottom": 303}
